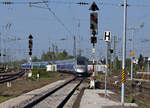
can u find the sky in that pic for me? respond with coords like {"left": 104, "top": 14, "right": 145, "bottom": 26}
{"left": 0, "top": 0, "right": 150, "bottom": 62}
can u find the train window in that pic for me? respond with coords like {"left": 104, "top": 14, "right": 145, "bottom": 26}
{"left": 77, "top": 60, "right": 86, "bottom": 65}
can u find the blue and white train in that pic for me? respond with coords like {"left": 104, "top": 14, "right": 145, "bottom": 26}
{"left": 20, "top": 61, "right": 48, "bottom": 69}
{"left": 20, "top": 56, "right": 89, "bottom": 76}
{"left": 56, "top": 56, "right": 88, "bottom": 76}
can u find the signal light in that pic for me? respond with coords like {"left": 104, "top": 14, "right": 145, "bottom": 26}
{"left": 90, "top": 13, "right": 98, "bottom": 35}
{"left": 28, "top": 34, "right": 33, "bottom": 56}
{"left": 29, "top": 40, "right": 33, "bottom": 48}
{"left": 110, "top": 49, "right": 113, "bottom": 53}
{"left": 29, "top": 48, "right": 32, "bottom": 52}
{"left": 29, "top": 52, "right": 32, "bottom": 56}
{"left": 91, "top": 36, "right": 97, "bottom": 43}
{"left": 130, "top": 51, "right": 135, "bottom": 56}
{"left": 2, "top": 2, "right": 13, "bottom": 4}
{"left": 29, "top": 45, "right": 32, "bottom": 49}
{"left": 77, "top": 2, "right": 89, "bottom": 5}
{"left": 29, "top": 34, "right": 33, "bottom": 39}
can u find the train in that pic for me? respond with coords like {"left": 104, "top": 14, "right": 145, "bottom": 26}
{"left": 20, "top": 56, "right": 89, "bottom": 76}
{"left": 74, "top": 56, "right": 89, "bottom": 76}
{"left": 56, "top": 56, "right": 88, "bottom": 76}
{"left": 20, "top": 61, "right": 48, "bottom": 69}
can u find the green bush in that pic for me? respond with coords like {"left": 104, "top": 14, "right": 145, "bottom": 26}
{"left": 126, "top": 95, "right": 136, "bottom": 103}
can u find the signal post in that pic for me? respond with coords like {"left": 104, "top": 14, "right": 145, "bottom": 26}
{"left": 89, "top": 2, "right": 99, "bottom": 88}
{"left": 28, "top": 34, "right": 33, "bottom": 77}
{"left": 104, "top": 31, "right": 111, "bottom": 97}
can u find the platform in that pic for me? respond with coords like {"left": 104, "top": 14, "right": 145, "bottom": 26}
{"left": 79, "top": 89, "right": 138, "bottom": 108}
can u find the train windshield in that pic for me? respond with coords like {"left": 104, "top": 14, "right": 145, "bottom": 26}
{"left": 77, "top": 60, "right": 86, "bottom": 65}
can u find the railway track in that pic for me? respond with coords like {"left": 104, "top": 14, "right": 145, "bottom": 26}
{"left": 0, "top": 71, "right": 25, "bottom": 84}
{"left": 23, "top": 77, "right": 84, "bottom": 108}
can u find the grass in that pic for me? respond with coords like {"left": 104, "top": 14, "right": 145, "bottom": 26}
{"left": 135, "top": 100, "right": 148, "bottom": 108}
{"left": 96, "top": 72, "right": 105, "bottom": 81}
{"left": 126, "top": 95, "right": 136, "bottom": 103}
{"left": 0, "top": 69, "right": 71, "bottom": 103}
{"left": 0, "top": 95, "right": 16, "bottom": 103}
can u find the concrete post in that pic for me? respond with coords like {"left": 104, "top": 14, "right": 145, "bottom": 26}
{"left": 121, "top": 0, "right": 127, "bottom": 105}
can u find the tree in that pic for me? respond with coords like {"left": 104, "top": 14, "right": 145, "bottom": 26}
{"left": 47, "top": 51, "right": 53, "bottom": 60}
{"left": 62, "top": 50, "right": 68, "bottom": 57}
{"left": 32, "top": 56, "right": 39, "bottom": 62}
{"left": 57, "top": 53, "right": 64, "bottom": 60}
{"left": 20, "top": 59, "right": 28, "bottom": 64}
{"left": 41, "top": 52, "right": 48, "bottom": 61}
{"left": 55, "top": 45, "right": 58, "bottom": 57}
{"left": 40, "top": 49, "right": 72, "bottom": 61}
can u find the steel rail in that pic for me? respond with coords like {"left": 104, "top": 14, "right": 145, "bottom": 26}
{"left": 0, "top": 72, "right": 23, "bottom": 77}
{"left": 0, "top": 71, "right": 25, "bottom": 84}
{"left": 23, "top": 77, "right": 77, "bottom": 108}
{"left": 57, "top": 78, "right": 83, "bottom": 108}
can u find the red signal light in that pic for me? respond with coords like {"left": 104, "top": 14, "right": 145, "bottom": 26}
{"left": 90, "top": 13, "right": 98, "bottom": 35}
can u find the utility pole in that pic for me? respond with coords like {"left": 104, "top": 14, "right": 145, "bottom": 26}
{"left": 73, "top": 36, "right": 76, "bottom": 59}
{"left": 3, "top": 48, "right": 6, "bottom": 65}
{"left": 78, "top": 20, "right": 82, "bottom": 56}
{"left": 48, "top": 39, "right": 51, "bottom": 63}
{"left": 52, "top": 44, "right": 55, "bottom": 64}
{"left": 121, "top": 0, "right": 127, "bottom": 105}
{"left": 55, "top": 45, "right": 58, "bottom": 58}
{"left": 89, "top": 2, "right": 99, "bottom": 88}
{"left": 48, "top": 39, "right": 51, "bottom": 52}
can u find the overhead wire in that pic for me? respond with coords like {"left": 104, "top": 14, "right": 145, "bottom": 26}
{"left": 0, "top": 1, "right": 78, "bottom": 40}
{"left": 47, "top": 0, "right": 75, "bottom": 5}
{"left": 0, "top": 1, "right": 48, "bottom": 5}
{"left": 96, "top": 0, "right": 150, "bottom": 8}
{"left": 43, "top": 1, "right": 73, "bottom": 36}
{"left": 1, "top": 1, "right": 150, "bottom": 7}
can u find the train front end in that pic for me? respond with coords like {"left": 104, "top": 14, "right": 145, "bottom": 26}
{"left": 74, "top": 56, "right": 88, "bottom": 76}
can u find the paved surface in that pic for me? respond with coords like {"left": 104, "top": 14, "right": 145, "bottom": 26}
{"left": 0, "top": 78, "right": 72, "bottom": 108}
{"left": 79, "top": 89, "right": 138, "bottom": 108}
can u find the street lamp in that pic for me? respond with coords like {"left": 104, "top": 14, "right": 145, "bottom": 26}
{"left": 128, "top": 27, "right": 138, "bottom": 80}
